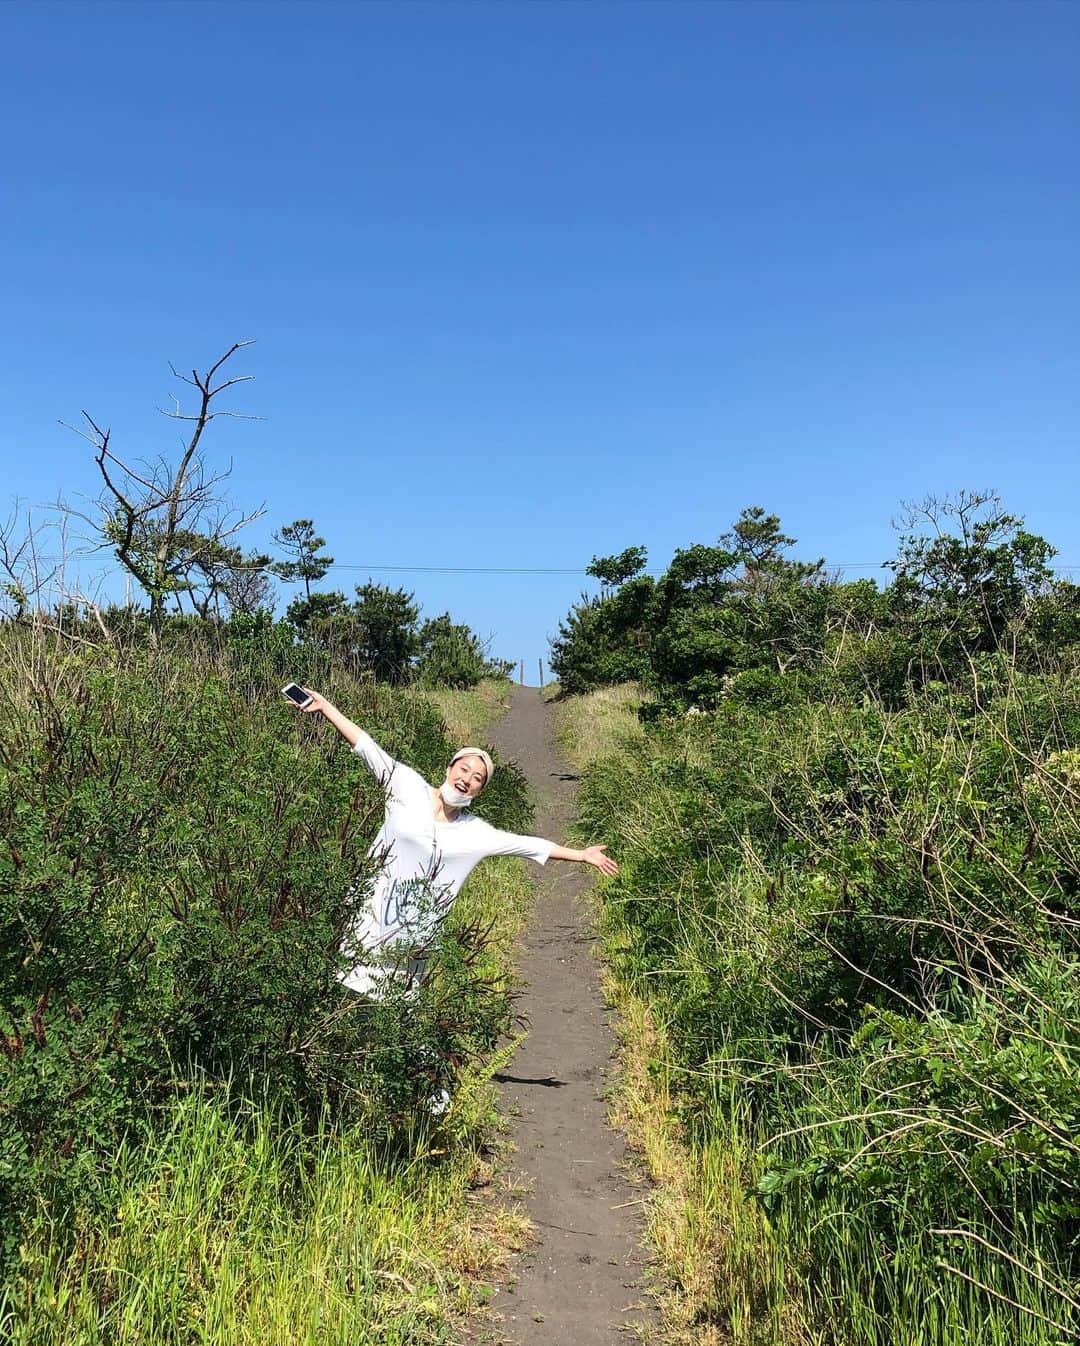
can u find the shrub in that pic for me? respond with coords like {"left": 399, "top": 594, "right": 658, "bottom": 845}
{"left": 575, "top": 654, "right": 1080, "bottom": 1343}
{"left": 0, "top": 628, "right": 531, "bottom": 1268}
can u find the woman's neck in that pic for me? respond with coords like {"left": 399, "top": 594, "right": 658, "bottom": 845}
{"left": 432, "top": 786, "right": 464, "bottom": 823}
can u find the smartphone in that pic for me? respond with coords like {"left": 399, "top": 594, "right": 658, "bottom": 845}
{"left": 281, "top": 682, "right": 314, "bottom": 708}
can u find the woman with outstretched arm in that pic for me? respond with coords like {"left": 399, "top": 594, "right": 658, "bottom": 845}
{"left": 290, "top": 690, "right": 618, "bottom": 996}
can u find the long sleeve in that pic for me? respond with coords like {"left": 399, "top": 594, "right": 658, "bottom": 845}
{"left": 471, "top": 819, "right": 553, "bottom": 866}
{"left": 350, "top": 729, "right": 402, "bottom": 788}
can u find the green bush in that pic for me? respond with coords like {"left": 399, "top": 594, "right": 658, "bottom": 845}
{"left": 576, "top": 656, "right": 1080, "bottom": 1343}
{"left": 415, "top": 614, "right": 492, "bottom": 689}
{"left": 0, "top": 628, "right": 531, "bottom": 1270}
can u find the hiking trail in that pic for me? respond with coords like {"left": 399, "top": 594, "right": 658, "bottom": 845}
{"left": 477, "top": 686, "right": 658, "bottom": 1344}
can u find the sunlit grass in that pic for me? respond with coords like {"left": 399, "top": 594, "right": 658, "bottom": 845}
{"left": 3, "top": 855, "right": 535, "bottom": 1346}
{"left": 0, "top": 634, "right": 536, "bottom": 1346}
{"left": 602, "top": 948, "right": 823, "bottom": 1346}
{"left": 2, "top": 1079, "right": 528, "bottom": 1346}
{"left": 561, "top": 680, "right": 1080, "bottom": 1346}
{"left": 553, "top": 681, "right": 649, "bottom": 773}
{"left": 420, "top": 678, "right": 513, "bottom": 746}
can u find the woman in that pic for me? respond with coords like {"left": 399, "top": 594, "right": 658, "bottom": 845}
{"left": 292, "top": 690, "right": 618, "bottom": 996}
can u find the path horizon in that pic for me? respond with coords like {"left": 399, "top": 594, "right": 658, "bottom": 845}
{"left": 477, "top": 686, "right": 658, "bottom": 1345}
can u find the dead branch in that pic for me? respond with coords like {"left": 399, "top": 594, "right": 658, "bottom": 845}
{"left": 66, "top": 342, "right": 264, "bottom": 632}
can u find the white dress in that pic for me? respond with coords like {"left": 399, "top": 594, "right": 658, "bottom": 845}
{"left": 340, "top": 730, "right": 552, "bottom": 995}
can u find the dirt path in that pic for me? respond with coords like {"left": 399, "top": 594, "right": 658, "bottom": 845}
{"left": 479, "top": 687, "right": 657, "bottom": 1345}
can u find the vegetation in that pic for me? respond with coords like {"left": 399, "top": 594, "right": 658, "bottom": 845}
{"left": 61, "top": 341, "right": 272, "bottom": 633}
{"left": 553, "top": 681, "right": 649, "bottom": 772}
{"left": 0, "top": 614, "right": 530, "bottom": 1340}
{"left": 551, "top": 494, "right": 1080, "bottom": 710}
{"left": 422, "top": 678, "right": 513, "bottom": 747}
{"left": 556, "top": 493, "right": 1080, "bottom": 1345}
{"left": 3, "top": 997, "right": 530, "bottom": 1345}
{"left": 0, "top": 342, "right": 516, "bottom": 1341}
{"left": 2, "top": 346, "right": 510, "bottom": 692}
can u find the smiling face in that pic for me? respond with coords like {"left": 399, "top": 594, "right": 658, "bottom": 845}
{"left": 443, "top": 753, "right": 489, "bottom": 804}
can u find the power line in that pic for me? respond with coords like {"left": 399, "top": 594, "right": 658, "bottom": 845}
{"left": 187, "top": 557, "right": 1080, "bottom": 578}
{"left": 305, "top": 561, "right": 1080, "bottom": 577}
{"left": 325, "top": 564, "right": 592, "bottom": 575}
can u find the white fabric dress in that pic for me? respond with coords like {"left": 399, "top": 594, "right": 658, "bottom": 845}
{"left": 339, "top": 730, "right": 552, "bottom": 995}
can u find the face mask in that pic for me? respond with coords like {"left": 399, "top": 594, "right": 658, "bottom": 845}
{"left": 440, "top": 781, "right": 474, "bottom": 810}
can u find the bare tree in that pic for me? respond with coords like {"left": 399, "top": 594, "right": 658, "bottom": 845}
{"left": 0, "top": 501, "right": 115, "bottom": 646}
{"left": 0, "top": 501, "right": 41, "bottom": 622}
{"left": 67, "top": 341, "right": 265, "bottom": 635}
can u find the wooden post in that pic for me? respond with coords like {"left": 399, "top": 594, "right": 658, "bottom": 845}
{"left": 538, "top": 658, "right": 544, "bottom": 688}
{"left": 519, "top": 659, "right": 524, "bottom": 686}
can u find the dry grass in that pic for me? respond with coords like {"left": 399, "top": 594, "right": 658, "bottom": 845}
{"left": 604, "top": 972, "right": 821, "bottom": 1346}
{"left": 553, "top": 682, "right": 650, "bottom": 773}
{"left": 422, "top": 678, "right": 514, "bottom": 746}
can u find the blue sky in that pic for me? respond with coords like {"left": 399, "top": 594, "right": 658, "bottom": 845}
{"left": 2, "top": 0, "right": 1077, "bottom": 679}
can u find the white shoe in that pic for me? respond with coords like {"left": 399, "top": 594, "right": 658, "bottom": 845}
{"left": 426, "top": 1088, "right": 451, "bottom": 1116}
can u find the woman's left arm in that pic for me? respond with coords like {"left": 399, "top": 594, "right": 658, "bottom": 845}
{"left": 479, "top": 826, "right": 618, "bottom": 877}
{"left": 548, "top": 843, "right": 619, "bottom": 877}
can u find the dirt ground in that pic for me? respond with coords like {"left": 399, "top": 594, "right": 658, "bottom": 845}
{"left": 476, "top": 686, "right": 659, "bottom": 1345}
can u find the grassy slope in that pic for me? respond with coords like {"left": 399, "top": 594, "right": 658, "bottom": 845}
{"left": 421, "top": 677, "right": 514, "bottom": 747}
{"left": 558, "top": 682, "right": 1080, "bottom": 1346}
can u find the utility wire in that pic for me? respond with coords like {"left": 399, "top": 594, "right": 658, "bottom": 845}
{"left": 324, "top": 564, "right": 594, "bottom": 575}
{"left": 286, "top": 561, "right": 1080, "bottom": 577}
{"left": 206, "top": 557, "right": 1080, "bottom": 577}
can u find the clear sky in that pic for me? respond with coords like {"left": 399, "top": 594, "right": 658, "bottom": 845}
{"left": 2, "top": 0, "right": 1077, "bottom": 680}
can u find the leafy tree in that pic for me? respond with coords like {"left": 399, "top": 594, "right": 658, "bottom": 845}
{"left": 648, "top": 598, "right": 740, "bottom": 705}
{"left": 587, "top": 546, "right": 649, "bottom": 589}
{"left": 646, "top": 525, "right": 823, "bottom": 703}
{"left": 270, "top": 519, "right": 334, "bottom": 601}
{"left": 555, "top": 509, "right": 865, "bottom": 706}
{"left": 1026, "top": 579, "right": 1080, "bottom": 660}
{"left": 886, "top": 490, "right": 1057, "bottom": 662}
{"left": 647, "top": 542, "right": 741, "bottom": 698}
{"left": 352, "top": 582, "right": 420, "bottom": 684}
{"left": 415, "top": 614, "right": 493, "bottom": 688}
{"left": 724, "top": 505, "right": 799, "bottom": 566}
{"left": 549, "top": 595, "right": 608, "bottom": 695}
{"left": 550, "top": 548, "right": 654, "bottom": 695}
{"left": 285, "top": 589, "right": 349, "bottom": 634}
{"left": 271, "top": 520, "right": 359, "bottom": 652}
{"left": 720, "top": 510, "right": 828, "bottom": 677}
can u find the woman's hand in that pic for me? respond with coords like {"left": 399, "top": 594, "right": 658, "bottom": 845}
{"left": 296, "top": 689, "right": 331, "bottom": 717}
{"left": 541, "top": 843, "right": 620, "bottom": 876}
{"left": 582, "top": 844, "right": 618, "bottom": 877}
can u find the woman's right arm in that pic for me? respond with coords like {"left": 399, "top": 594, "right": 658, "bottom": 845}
{"left": 297, "top": 690, "right": 360, "bottom": 745}
{"left": 293, "top": 690, "right": 398, "bottom": 784}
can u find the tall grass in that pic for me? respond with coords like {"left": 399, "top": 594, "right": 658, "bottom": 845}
{"left": 421, "top": 677, "right": 513, "bottom": 747}
{"left": 553, "top": 681, "right": 649, "bottom": 773}
{"left": 0, "top": 621, "right": 534, "bottom": 1343}
{"left": 2, "top": 1067, "right": 523, "bottom": 1345}
{"left": 563, "top": 667, "right": 1080, "bottom": 1346}
{"left": 3, "top": 859, "right": 533, "bottom": 1346}
{"left": 603, "top": 978, "right": 816, "bottom": 1346}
